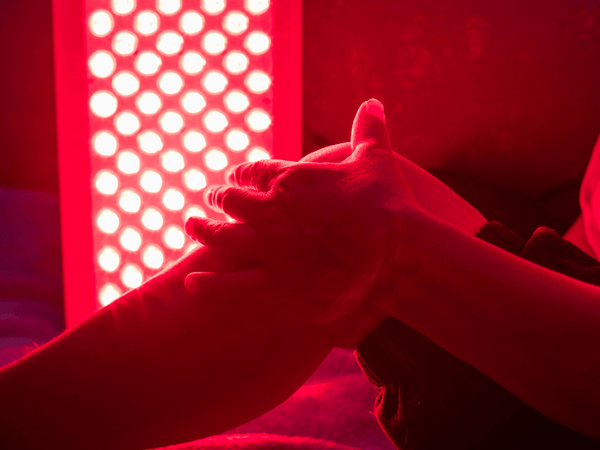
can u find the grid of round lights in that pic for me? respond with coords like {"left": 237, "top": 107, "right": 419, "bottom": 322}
{"left": 88, "top": 0, "right": 273, "bottom": 308}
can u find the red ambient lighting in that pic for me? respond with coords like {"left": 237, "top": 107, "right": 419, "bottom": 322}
{"left": 53, "top": 0, "right": 302, "bottom": 327}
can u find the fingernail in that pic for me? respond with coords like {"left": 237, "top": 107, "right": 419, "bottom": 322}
{"left": 185, "top": 218, "right": 196, "bottom": 237}
{"left": 185, "top": 276, "right": 201, "bottom": 293}
{"left": 366, "top": 99, "right": 386, "bottom": 124}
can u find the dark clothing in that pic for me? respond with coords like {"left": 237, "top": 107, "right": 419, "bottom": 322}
{"left": 356, "top": 222, "right": 600, "bottom": 449}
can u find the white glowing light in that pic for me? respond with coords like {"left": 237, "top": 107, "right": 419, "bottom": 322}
{"left": 142, "top": 245, "right": 164, "bottom": 269}
{"left": 118, "top": 189, "right": 141, "bottom": 213}
{"left": 136, "top": 91, "right": 162, "bottom": 115}
{"left": 244, "top": 31, "right": 270, "bottom": 55}
{"left": 140, "top": 170, "right": 163, "bottom": 193}
{"left": 135, "top": 52, "right": 162, "bottom": 75}
{"left": 89, "top": 51, "right": 116, "bottom": 78}
{"left": 246, "top": 109, "right": 271, "bottom": 132}
{"left": 156, "top": 31, "right": 184, "bottom": 55}
{"left": 112, "top": 71, "right": 140, "bottom": 96}
{"left": 159, "top": 111, "right": 184, "bottom": 133}
{"left": 180, "top": 11, "right": 204, "bottom": 35}
{"left": 98, "top": 246, "right": 120, "bottom": 272}
{"left": 164, "top": 225, "right": 185, "bottom": 249}
{"left": 202, "top": 71, "right": 228, "bottom": 94}
{"left": 97, "top": 209, "right": 120, "bottom": 233}
{"left": 202, "top": 31, "right": 227, "bottom": 55}
{"left": 202, "top": 0, "right": 226, "bottom": 15}
{"left": 204, "top": 110, "right": 228, "bottom": 132}
{"left": 161, "top": 150, "right": 185, "bottom": 172}
{"left": 223, "top": 51, "right": 249, "bottom": 74}
{"left": 183, "top": 168, "right": 207, "bottom": 191}
{"left": 181, "top": 91, "right": 207, "bottom": 114}
{"left": 205, "top": 149, "right": 228, "bottom": 171}
{"left": 247, "top": 146, "right": 270, "bottom": 162}
{"left": 182, "top": 130, "right": 206, "bottom": 152}
{"left": 114, "top": 111, "right": 141, "bottom": 135}
{"left": 117, "top": 150, "right": 140, "bottom": 174}
{"left": 141, "top": 207, "right": 164, "bottom": 230}
{"left": 163, "top": 188, "right": 185, "bottom": 210}
{"left": 223, "top": 90, "right": 249, "bottom": 113}
{"left": 99, "top": 283, "right": 121, "bottom": 307}
{"left": 112, "top": 0, "right": 136, "bottom": 15}
{"left": 158, "top": 71, "right": 184, "bottom": 95}
{"left": 157, "top": 0, "right": 181, "bottom": 15}
{"left": 89, "top": 10, "right": 114, "bottom": 37}
{"left": 135, "top": 11, "right": 160, "bottom": 35}
{"left": 180, "top": 51, "right": 206, "bottom": 74}
{"left": 112, "top": 31, "right": 138, "bottom": 55}
{"left": 90, "top": 91, "right": 118, "bottom": 118}
{"left": 184, "top": 205, "right": 207, "bottom": 221}
{"left": 185, "top": 242, "right": 200, "bottom": 254}
{"left": 226, "top": 129, "right": 249, "bottom": 151}
{"left": 93, "top": 131, "right": 118, "bottom": 156}
{"left": 137, "top": 130, "right": 163, "bottom": 153}
{"left": 121, "top": 264, "right": 143, "bottom": 288}
{"left": 245, "top": 0, "right": 269, "bottom": 14}
{"left": 120, "top": 227, "right": 142, "bottom": 251}
{"left": 223, "top": 11, "right": 249, "bottom": 35}
{"left": 95, "top": 170, "right": 119, "bottom": 195}
{"left": 245, "top": 70, "right": 271, "bottom": 94}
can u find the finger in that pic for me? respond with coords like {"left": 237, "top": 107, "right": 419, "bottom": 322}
{"left": 350, "top": 99, "right": 393, "bottom": 159}
{"left": 300, "top": 142, "right": 352, "bottom": 163}
{"left": 226, "top": 159, "right": 294, "bottom": 191}
{"left": 205, "top": 185, "right": 269, "bottom": 224}
{"left": 185, "top": 217, "right": 262, "bottom": 260}
{"left": 184, "top": 267, "right": 287, "bottom": 299}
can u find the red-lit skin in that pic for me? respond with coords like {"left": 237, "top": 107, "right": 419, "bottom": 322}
{"left": 186, "top": 100, "right": 600, "bottom": 440}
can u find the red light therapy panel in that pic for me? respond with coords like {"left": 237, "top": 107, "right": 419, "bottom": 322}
{"left": 54, "top": 0, "right": 302, "bottom": 327}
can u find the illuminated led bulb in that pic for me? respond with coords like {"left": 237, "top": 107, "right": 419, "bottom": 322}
{"left": 223, "top": 51, "right": 249, "bottom": 74}
{"left": 118, "top": 189, "right": 141, "bottom": 213}
{"left": 202, "top": 0, "right": 226, "bottom": 15}
{"left": 163, "top": 188, "right": 185, "bottom": 210}
{"left": 202, "top": 31, "right": 227, "bottom": 55}
{"left": 184, "top": 205, "right": 207, "bottom": 221}
{"left": 245, "top": 0, "right": 269, "bottom": 14}
{"left": 244, "top": 31, "right": 270, "bottom": 55}
{"left": 180, "top": 11, "right": 204, "bottom": 35}
{"left": 181, "top": 91, "right": 206, "bottom": 114}
{"left": 89, "top": 10, "right": 113, "bottom": 37}
{"left": 112, "top": 0, "right": 136, "bottom": 15}
{"left": 245, "top": 70, "right": 271, "bottom": 93}
{"left": 164, "top": 225, "right": 185, "bottom": 249}
{"left": 137, "top": 130, "right": 163, "bottom": 153}
{"left": 142, "top": 245, "right": 164, "bottom": 269}
{"left": 98, "top": 246, "right": 120, "bottom": 272}
{"left": 180, "top": 51, "right": 206, "bottom": 75}
{"left": 223, "top": 11, "right": 249, "bottom": 35}
{"left": 226, "top": 129, "right": 249, "bottom": 151}
{"left": 223, "top": 90, "right": 249, "bottom": 113}
{"left": 204, "top": 111, "right": 228, "bottom": 133}
{"left": 205, "top": 149, "right": 228, "bottom": 170}
{"left": 136, "top": 91, "right": 162, "bottom": 115}
{"left": 90, "top": 91, "right": 118, "bottom": 118}
{"left": 140, "top": 170, "right": 162, "bottom": 193}
{"left": 135, "top": 52, "right": 162, "bottom": 75}
{"left": 89, "top": 51, "right": 116, "bottom": 78}
{"left": 114, "top": 111, "right": 141, "bottom": 135}
{"left": 246, "top": 109, "right": 271, "bottom": 132}
{"left": 95, "top": 170, "right": 119, "bottom": 195}
{"left": 93, "top": 131, "right": 118, "bottom": 156}
{"left": 159, "top": 111, "right": 184, "bottom": 133}
{"left": 157, "top": 0, "right": 181, "bottom": 15}
{"left": 202, "top": 71, "right": 228, "bottom": 94}
{"left": 141, "top": 207, "right": 164, "bottom": 230}
{"left": 97, "top": 209, "right": 120, "bottom": 233}
{"left": 135, "top": 11, "right": 159, "bottom": 35}
{"left": 185, "top": 242, "right": 200, "bottom": 254}
{"left": 247, "top": 146, "right": 270, "bottom": 162}
{"left": 112, "top": 71, "right": 140, "bottom": 96}
{"left": 112, "top": 31, "right": 138, "bottom": 55}
{"left": 161, "top": 150, "right": 185, "bottom": 172}
{"left": 158, "top": 71, "right": 184, "bottom": 95}
{"left": 117, "top": 150, "right": 140, "bottom": 174}
{"left": 183, "top": 168, "right": 207, "bottom": 191}
{"left": 121, "top": 264, "right": 143, "bottom": 288}
{"left": 182, "top": 130, "right": 206, "bottom": 152}
{"left": 120, "top": 227, "right": 142, "bottom": 251}
{"left": 99, "top": 283, "right": 121, "bottom": 307}
{"left": 156, "top": 32, "right": 184, "bottom": 55}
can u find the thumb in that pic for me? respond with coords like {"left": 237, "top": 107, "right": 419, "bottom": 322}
{"left": 350, "top": 99, "right": 393, "bottom": 157}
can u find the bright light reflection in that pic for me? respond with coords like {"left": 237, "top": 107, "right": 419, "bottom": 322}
{"left": 115, "top": 111, "right": 141, "bottom": 135}
{"left": 157, "top": 0, "right": 181, "bottom": 15}
{"left": 164, "top": 225, "right": 185, "bottom": 249}
{"left": 112, "top": 0, "right": 136, "bottom": 15}
{"left": 99, "top": 283, "right": 121, "bottom": 307}
{"left": 202, "top": 0, "right": 226, "bottom": 14}
{"left": 121, "top": 264, "right": 143, "bottom": 288}
{"left": 163, "top": 188, "right": 185, "bottom": 210}
{"left": 135, "top": 52, "right": 162, "bottom": 75}
{"left": 223, "top": 90, "right": 249, "bottom": 113}
{"left": 181, "top": 91, "right": 206, "bottom": 114}
{"left": 141, "top": 208, "right": 164, "bottom": 230}
{"left": 184, "top": 205, "right": 207, "bottom": 221}
{"left": 180, "top": 11, "right": 204, "bottom": 34}
{"left": 97, "top": 209, "right": 120, "bottom": 233}
{"left": 112, "top": 31, "right": 138, "bottom": 55}
{"left": 135, "top": 11, "right": 160, "bottom": 35}
{"left": 136, "top": 91, "right": 162, "bottom": 114}
{"left": 89, "top": 51, "right": 116, "bottom": 78}
{"left": 203, "top": 71, "right": 228, "bottom": 94}
{"left": 226, "top": 129, "right": 249, "bottom": 151}
{"left": 245, "top": 31, "right": 270, "bottom": 55}
{"left": 143, "top": 245, "right": 164, "bottom": 269}
{"left": 223, "top": 12, "right": 248, "bottom": 35}
{"left": 185, "top": 242, "right": 200, "bottom": 254}
{"left": 112, "top": 71, "right": 140, "bottom": 96}
{"left": 182, "top": 130, "right": 206, "bottom": 152}
{"left": 158, "top": 71, "right": 184, "bottom": 94}
{"left": 202, "top": 31, "right": 227, "bottom": 55}
{"left": 205, "top": 149, "right": 228, "bottom": 170}
{"left": 223, "top": 51, "right": 249, "bottom": 74}
{"left": 89, "top": 10, "right": 113, "bottom": 37}
{"left": 204, "top": 110, "right": 228, "bottom": 132}
{"left": 245, "top": 0, "right": 269, "bottom": 14}
{"left": 156, "top": 32, "right": 184, "bottom": 55}
{"left": 159, "top": 111, "right": 184, "bottom": 133}
{"left": 183, "top": 168, "right": 207, "bottom": 191}
{"left": 98, "top": 246, "right": 120, "bottom": 272}
{"left": 180, "top": 51, "right": 206, "bottom": 74}
{"left": 95, "top": 170, "right": 119, "bottom": 194}
{"left": 245, "top": 70, "right": 271, "bottom": 93}
{"left": 247, "top": 146, "right": 270, "bottom": 162}
{"left": 246, "top": 109, "right": 271, "bottom": 132}
{"left": 120, "top": 227, "right": 142, "bottom": 251}
{"left": 140, "top": 170, "right": 163, "bottom": 193}
{"left": 137, "top": 130, "right": 163, "bottom": 153}
{"left": 117, "top": 150, "right": 140, "bottom": 174}
{"left": 161, "top": 150, "right": 185, "bottom": 172}
{"left": 93, "top": 131, "right": 118, "bottom": 156}
{"left": 118, "top": 189, "right": 141, "bottom": 213}
{"left": 90, "top": 91, "right": 118, "bottom": 118}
